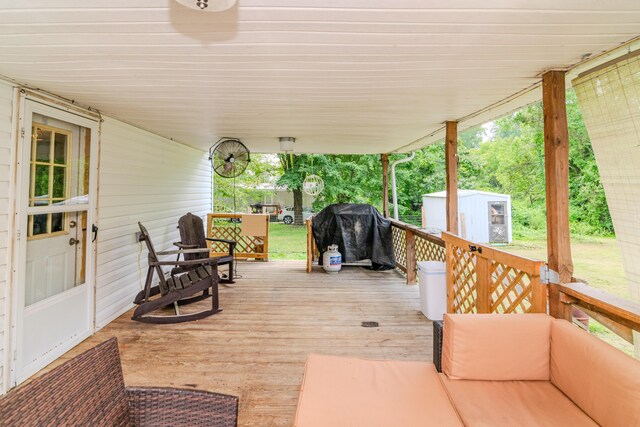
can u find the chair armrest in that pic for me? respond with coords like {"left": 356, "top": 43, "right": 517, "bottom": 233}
{"left": 206, "top": 238, "right": 237, "bottom": 255}
{"left": 126, "top": 387, "right": 238, "bottom": 427}
{"left": 173, "top": 242, "right": 199, "bottom": 249}
{"left": 433, "top": 321, "right": 443, "bottom": 373}
{"left": 151, "top": 258, "right": 218, "bottom": 267}
{"left": 206, "top": 237, "right": 236, "bottom": 246}
{"left": 156, "top": 248, "right": 210, "bottom": 256}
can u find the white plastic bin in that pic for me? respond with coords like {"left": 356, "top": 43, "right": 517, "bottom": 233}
{"left": 417, "top": 261, "right": 447, "bottom": 321}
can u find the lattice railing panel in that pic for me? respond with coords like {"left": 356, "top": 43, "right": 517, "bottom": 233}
{"left": 490, "top": 263, "right": 535, "bottom": 313}
{"left": 449, "top": 244, "right": 478, "bottom": 314}
{"left": 443, "top": 232, "right": 545, "bottom": 315}
{"left": 391, "top": 225, "right": 407, "bottom": 272}
{"left": 209, "top": 226, "right": 265, "bottom": 254}
{"left": 415, "top": 236, "right": 446, "bottom": 263}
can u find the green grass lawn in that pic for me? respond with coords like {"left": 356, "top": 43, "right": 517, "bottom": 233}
{"left": 507, "top": 235, "right": 627, "bottom": 299}
{"left": 505, "top": 235, "right": 635, "bottom": 356}
{"left": 268, "top": 223, "right": 308, "bottom": 260}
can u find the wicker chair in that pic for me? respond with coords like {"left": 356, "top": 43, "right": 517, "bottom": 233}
{"left": 0, "top": 338, "right": 238, "bottom": 426}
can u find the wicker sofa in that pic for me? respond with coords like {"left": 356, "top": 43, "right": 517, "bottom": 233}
{"left": 294, "top": 314, "right": 640, "bottom": 426}
{"left": 0, "top": 338, "right": 238, "bottom": 427}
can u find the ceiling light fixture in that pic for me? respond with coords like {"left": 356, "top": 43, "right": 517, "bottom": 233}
{"left": 279, "top": 136, "right": 296, "bottom": 152}
{"left": 175, "top": 0, "right": 237, "bottom": 12}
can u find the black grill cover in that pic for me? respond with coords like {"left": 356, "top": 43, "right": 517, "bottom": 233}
{"left": 312, "top": 203, "right": 396, "bottom": 271}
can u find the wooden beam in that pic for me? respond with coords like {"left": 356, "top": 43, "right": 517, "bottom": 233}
{"left": 445, "top": 121, "right": 458, "bottom": 234}
{"left": 542, "top": 70, "right": 574, "bottom": 318}
{"left": 381, "top": 153, "right": 390, "bottom": 218}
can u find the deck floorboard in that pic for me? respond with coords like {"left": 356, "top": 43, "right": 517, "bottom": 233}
{"left": 44, "top": 261, "right": 433, "bottom": 426}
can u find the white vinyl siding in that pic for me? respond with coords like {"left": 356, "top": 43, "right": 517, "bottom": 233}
{"left": 0, "top": 81, "right": 15, "bottom": 393}
{"left": 95, "top": 118, "right": 211, "bottom": 328}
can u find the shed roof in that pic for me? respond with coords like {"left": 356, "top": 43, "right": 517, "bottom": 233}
{"left": 423, "top": 190, "right": 510, "bottom": 199}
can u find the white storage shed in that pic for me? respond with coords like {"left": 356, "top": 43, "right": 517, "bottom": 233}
{"left": 422, "top": 190, "right": 512, "bottom": 244}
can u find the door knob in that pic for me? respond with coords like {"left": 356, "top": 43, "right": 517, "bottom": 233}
{"left": 69, "top": 238, "right": 80, "bottom": 246}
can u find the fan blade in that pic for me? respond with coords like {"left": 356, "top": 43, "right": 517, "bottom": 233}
{"left": 214, "top": 163, "right": 227, "bottom": 175}
{"left": 234, "top": 152, "right": 248, "bottom": 162}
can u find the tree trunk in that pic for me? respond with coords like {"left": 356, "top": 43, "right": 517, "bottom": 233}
{"left": 293, "top": 188, "right": 304, "bottom": 225}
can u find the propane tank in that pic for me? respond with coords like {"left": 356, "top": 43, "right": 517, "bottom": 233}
{"left": 322, "top": 244, "right": 342, "bottom": 273}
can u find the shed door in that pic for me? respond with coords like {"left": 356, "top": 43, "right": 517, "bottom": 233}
{"left": 488, "top": 201, "right": 508, "bottom": 243}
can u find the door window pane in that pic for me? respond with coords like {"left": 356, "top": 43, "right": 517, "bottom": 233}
{"left": 35, "top": 129, "right": 51, "bottom": 162}
{"left": 54, "top": 132, "right": 67, "bottom": 164}
{"left": 33, "top": 165, "right": 49, "bottom": 199}
{"left": 51, "top": 213, "right": 64, "bottom": 233}
{"left": 52, "top": 166, "right": 66, "bottom": 199}
{"left": 31, "top": 214, "right": 48, "bottom": 236}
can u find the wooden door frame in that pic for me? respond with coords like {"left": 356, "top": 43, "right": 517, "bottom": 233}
{"left": 7, "top": 93, "right": 100, "bottom": 388}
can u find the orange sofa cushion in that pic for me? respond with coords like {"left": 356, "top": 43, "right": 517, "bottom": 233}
{"left": 294, "top": 354, "right": 463, "bottom": 427}
{"left": 442, "top": 313, "right": 552, "bottom": 381}
{"left": 550, "top": 319, "right": 640, "bottom": 427}
{"left": 438, "top": 374, "right": 598, "bottom": 427}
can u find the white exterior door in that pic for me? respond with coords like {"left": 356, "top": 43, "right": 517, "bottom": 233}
{"left": 13, "top": 99, "right": 99, "bottom": 385}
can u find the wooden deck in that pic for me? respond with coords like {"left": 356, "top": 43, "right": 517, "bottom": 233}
{"left": 49, "top": 261, "right": 433, "bottom": 426}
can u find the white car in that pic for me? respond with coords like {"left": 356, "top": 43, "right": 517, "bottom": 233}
{"left": 278, "top": 207, "right": 314, "bottom": 224}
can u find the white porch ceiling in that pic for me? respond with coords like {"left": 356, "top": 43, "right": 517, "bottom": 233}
{"left": 0, "top": 1, "right": 639, "bottom": 154}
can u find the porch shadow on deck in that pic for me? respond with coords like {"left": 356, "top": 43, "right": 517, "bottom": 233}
{"left": 46, "top": 261, "right": 432, "bottom": 426}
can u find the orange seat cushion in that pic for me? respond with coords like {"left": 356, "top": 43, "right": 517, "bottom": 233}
{"left": 550, "top": 319, "right": 640, "bottom": 427}
{"left": 294, "top": 354, "right": 463, "bottom": 427}
{"left": 438, "top": 374, "right": 598, "bottom": 427}
{"left": 442, "top": 313, "right": 552, "bottom": 381}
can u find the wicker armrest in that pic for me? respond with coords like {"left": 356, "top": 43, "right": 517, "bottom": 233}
{"left": 433, "top": 320, "right": 444, "bottom": 373}
{"left": 126, "top": 387, "right": 238, "bottom": 427}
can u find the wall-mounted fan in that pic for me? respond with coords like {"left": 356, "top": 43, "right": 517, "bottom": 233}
{"left": 209, "top": 138, "right": 251, "bottom": 178}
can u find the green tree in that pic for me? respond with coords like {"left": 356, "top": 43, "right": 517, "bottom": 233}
{"left": 214, "top": 154, "right": 281, "bottom": 213}
{"left": 277, "top": 154, "right": 308, "bottom": 225}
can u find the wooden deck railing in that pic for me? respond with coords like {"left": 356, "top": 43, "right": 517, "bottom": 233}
{"left": 441, "top": 232, "right": 547, "bottom": 314}
{"left": 389, "top": 220, "right": 640, "bottom": 347}
{"left": 207, "top": 213, "right": 270, "bottom": 260}
{"left": 558, "top": 282, "right": 640, "bottom": 343}
{"left": 390, "top": 219, "right": 445, "bottom": 284}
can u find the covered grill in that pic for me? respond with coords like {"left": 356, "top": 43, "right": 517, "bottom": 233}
{"left": 312, "top": 204, "right": 396, "bottom": 271}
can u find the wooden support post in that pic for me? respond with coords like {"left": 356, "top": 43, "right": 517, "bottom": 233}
{"left": 543, "top": 70, "right": 574, "bottom": 318}
{"left": 445, "top": 121, "right": 459, "bottom": 234}
{"left": 405, "top": 228, "right": 417, "bottom": 285}
{"left": 381, "top": 153, "right": 390, "bottom": 218}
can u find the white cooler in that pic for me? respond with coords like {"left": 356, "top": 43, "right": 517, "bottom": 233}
{"left": 417, "top": 261, "right": 446, "bottom": 321}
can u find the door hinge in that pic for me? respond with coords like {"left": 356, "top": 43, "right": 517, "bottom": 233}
{"left": 540, "top": 265, "right": 559, "bottom": 285}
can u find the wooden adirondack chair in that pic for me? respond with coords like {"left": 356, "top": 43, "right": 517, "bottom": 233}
{"left": 175, "top": 212, "right": 236, "bottom": 284}
{"left": 132, "top": 222, "right": 222, "bottom": 324}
